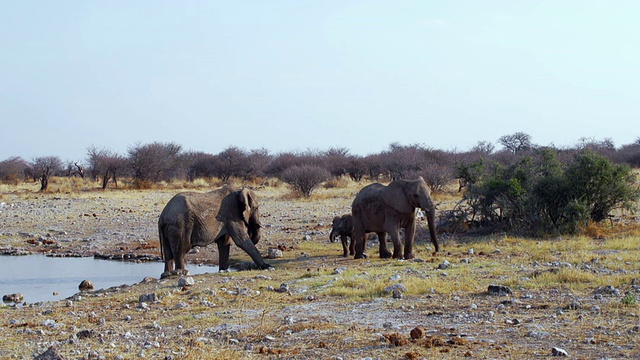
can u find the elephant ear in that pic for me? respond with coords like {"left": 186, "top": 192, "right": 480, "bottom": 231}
{"left": 381, "top": 180, "right": 414, "bottom": 214}
{"left": 239, "top": 188, "right": 256, "bottom": 223}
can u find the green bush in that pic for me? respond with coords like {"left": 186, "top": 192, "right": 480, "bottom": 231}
{"left": 457, "top": 150, "right": 639, "bottom": 234}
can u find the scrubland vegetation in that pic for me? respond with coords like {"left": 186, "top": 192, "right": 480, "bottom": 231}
{"left": 2, "top": 133, "right": 640, "bottom": 358}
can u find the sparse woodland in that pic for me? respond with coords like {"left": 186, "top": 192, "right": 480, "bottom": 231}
{"left": 1, "top": 134, "right": 640, "bottom": 358}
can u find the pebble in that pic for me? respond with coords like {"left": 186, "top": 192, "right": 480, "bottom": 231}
{"left": 551, "top": 347, "right": 568, "bottom": 356}
{"left": 178, "top": 277, "right": 194, "bottom": 287}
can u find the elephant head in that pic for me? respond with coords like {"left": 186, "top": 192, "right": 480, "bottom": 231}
{"left": 381, "top": 177, "right": 439, "bottom": 252}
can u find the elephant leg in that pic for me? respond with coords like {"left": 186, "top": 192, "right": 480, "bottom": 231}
{"left": 340, "top": 235, "right": 349, "bottom": 257}
{"left": 234, "top": 238, "right": 272, "bottom": 269}
{"left": 348, "top": 236, "right": 355, "bottom": 256}
{"left": 377, "top": 232, "right": 392, "bottom": 258}
{"left": 174, "top": 225, "right": 193, "bottom": 275}
{"left": 403, "top": 221, "right": 416, "bottom": 259}
{"left": 387, "top": 228, "right": 403, "bottom": 259}
{"left": 161, "top": 235, "right": 175, "bottom": 274}
{"left": 217, "top": 238, "right": 231, "bottom": 271}
{"left": 353, "top": 224, "right": 367, "bottom": 259}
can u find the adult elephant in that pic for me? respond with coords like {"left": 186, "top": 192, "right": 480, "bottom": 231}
{"left": 351, "top": 177, "right": 439, "bottom": 259}
{"left": 158, "top": 186, "right": 271, "bottom": 278}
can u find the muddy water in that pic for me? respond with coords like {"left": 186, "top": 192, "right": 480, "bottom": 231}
{"left": 1, "top": 255, "right": 218, "bottom": 303}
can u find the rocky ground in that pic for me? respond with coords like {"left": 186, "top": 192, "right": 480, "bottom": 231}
{"left": 1, "top": 184, "right": 640, "bottom": 359}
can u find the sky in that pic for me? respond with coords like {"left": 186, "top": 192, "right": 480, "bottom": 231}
{"left": 1, "top": 1, "right": 639, "bottom": 162}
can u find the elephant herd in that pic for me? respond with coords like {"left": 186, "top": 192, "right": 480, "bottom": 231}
{"left": 158, "top": 177, "right": 439, "bottom": 278}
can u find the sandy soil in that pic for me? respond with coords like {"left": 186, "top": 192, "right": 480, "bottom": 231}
{"left": 1, "top": 186, "right": 640, "bottom": 359}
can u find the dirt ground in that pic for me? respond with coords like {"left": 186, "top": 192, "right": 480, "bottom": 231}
{"left": 1, "top": 184, "right": 640, "bottom": 359}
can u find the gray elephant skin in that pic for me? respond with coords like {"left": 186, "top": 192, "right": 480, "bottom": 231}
{"left": 329, "top": 214, "right": 354, "bottom": 257}
{"left": 158, "top": 186, "right": 271, "bottom": 278}
{"left": 351, "top": 177, "right": 439, "bottom": 259}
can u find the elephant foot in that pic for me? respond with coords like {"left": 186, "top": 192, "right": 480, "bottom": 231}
{"left": 342, "top": 253, "right": 349, "bottom": 258}
{"left": 380, "top": 251, "right": 392, "bottom": 259}
{"left": 161, "top": 269, "right": 189, "bottom": 278}
{"left": 260, "top": 263, "right": 274, "bottom": 270}
{"left": 404, "top": 253, "right": 415, "bottom": 260}
{"left": 354, "top": 253, "right": 368, "bottom": 259}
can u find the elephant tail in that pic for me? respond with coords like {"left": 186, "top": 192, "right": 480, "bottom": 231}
{"left": 158, "top": 222, "right": 168, "bottom": 261}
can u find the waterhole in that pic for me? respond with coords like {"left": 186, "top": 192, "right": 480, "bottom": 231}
{"left": 1, "top": 255, "right": 218, "bottom": 303}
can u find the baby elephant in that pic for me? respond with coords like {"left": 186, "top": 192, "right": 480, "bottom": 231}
{"left": 329, "top": 214, "right": 354, "bottom": 257}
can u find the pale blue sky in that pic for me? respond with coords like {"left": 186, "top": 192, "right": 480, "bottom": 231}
{"left": 1, "top": 1, "right": 638, "bottom": 162}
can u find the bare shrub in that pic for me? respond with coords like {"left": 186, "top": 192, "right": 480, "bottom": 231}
{"left": 127, "top": 142, "right": 182, "bottom": 185}
{"left": 323, "top": 147, "right": 351, "bottom": 178}
{"left": 0, "top": 157, "right": 29, "bottom": 185}
{"left": 279, "top": 165, "right": 330, "bottom": 197}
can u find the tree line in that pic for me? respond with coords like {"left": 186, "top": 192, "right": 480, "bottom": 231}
{"left": 1, "top": 132, "right": 639, "bottom": 197}
{"left": 1, "top": 132, "right": 639, "bottom": 234}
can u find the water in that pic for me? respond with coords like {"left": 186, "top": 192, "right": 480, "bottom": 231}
{"left": 0, "top": 255, "right": 218, "bottom": 303}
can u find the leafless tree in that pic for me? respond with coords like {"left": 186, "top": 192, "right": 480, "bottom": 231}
{"left": 87, "top": 146, "right": 128, "bottom": 189}
{"left": 31, "top": 156, "right": 63, "bottom": 191}
{"left": 471, "top": 140, "right": 495, "bottom": 155}
{"left": 323, "top": 147, "right": 351, "bottom": 178}
{"left": 346, "top": 156, "right": 367, "bottom": 182}
{"left": 498, "top": 132, "right": 532, "bottom": 153}
{"left": 246, "top": 148, "right": 273, "bottom": 179}
{"left": 211, "top": 146, "right": 252, "bottom": 181}
{"left": 265, "top": 150, "right": 323, "bottom": 178}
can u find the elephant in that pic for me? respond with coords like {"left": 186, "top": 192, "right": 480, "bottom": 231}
{"left": 158, "top": 186, "right": 271, "bottom": 278}
{"left": 329, "top": 214, "right": 355, "bottom": 257}
{"left": 351, "top": 176, "right": 439, "bottom": 259}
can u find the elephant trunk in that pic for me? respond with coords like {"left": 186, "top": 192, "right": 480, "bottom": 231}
{"left": 425, "top": 207, "right": 439, "bottom": 252}
{"left": 420, "top": 194, "right": 439, "bottom": 252}
{"left": 329, "top": 229, "right": 337, "bottom": 242}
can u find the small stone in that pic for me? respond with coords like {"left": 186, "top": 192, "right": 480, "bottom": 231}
{"left": 174, "top": 302, "right": 188, "bottom": 309}
{"left": 34, "top": 346, "right": 67, "bottom": 360}
{"left": 2, "top": 293, "right": 24, "bottom": 303}
{"left": 78, "top": 280, "right": 94, "bottom": 291}
{"left": 392, "top": 289, "right": 403, "bottom": 299}
{"left": 438, "top": 260, "right": 450, "bottom": 270}
{"left": 410, "top": 326, "right": 426, "bottom": 339}
{"left": 267, "top": 248, "right": 283, "bottom": 259}
{"left": 487, "top": 285, "right": 512, "bottom": 295}
{"left": 384, "top": 283, "right": 407, "bottom": 294}
{"left": 139, "top": 293, "right": 157, "bottom": 303}
{"left": 551, "top": 347, "right": 568, "bottom": 356}
{"left": 178, "top": 277, "right": 194, "bottom": 287}
{"left": 76, "top": 329, "right": 96, "bottom": 339}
